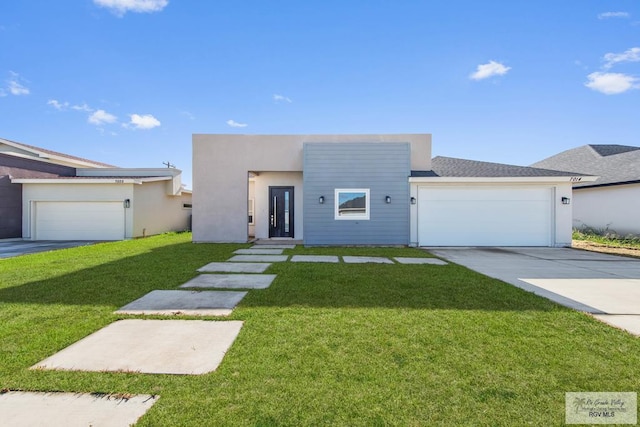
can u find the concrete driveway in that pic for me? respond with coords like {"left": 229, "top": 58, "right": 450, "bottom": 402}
{"left": 429, "top": 247, "right": 640, "bottom": 336}
{"left": 0, "top": 240, "right": 100, "bottom": 259}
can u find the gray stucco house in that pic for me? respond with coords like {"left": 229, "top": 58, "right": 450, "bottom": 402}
{"left": 193, "top": 134, "right": 593, "bottom": 247}
{"left": 533, "top": 144, "right": 640, "bottom": 236}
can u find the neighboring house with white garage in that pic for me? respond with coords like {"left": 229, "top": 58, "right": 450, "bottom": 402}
{"left": 1, "top": 137, "right": 113, "bottom": 239}
{"left": 193, "top": 134, "right": 594, "bottom": 247}
{"left": 2, "top": 138, "right": 192, "bottom": 241}
{"left": 532, "top": 144, "right": 640, "bottom": 236}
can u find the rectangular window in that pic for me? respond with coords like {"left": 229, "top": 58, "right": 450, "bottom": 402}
{"left": 335, "top": 189, "right": 370, "bottom": 220}
{"left": 183, "top": 203, "right": 192, "bottom": 209}
{"left": 248, "top": 199, "right": 255, "bottom": 224}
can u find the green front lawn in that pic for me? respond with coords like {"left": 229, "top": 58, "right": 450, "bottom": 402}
{"left": 1, "top": 233, "right": 638, "bottom": 426}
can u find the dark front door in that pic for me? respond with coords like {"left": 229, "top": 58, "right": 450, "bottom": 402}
{"left": 269, "top": 186, "right": 294, "bottom": 238}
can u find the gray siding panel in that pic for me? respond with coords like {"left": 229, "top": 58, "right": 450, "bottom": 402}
{"left": 303, "top": 143, "right": 410, "bottom": 245}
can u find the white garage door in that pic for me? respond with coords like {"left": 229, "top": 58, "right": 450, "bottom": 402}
{"left": 35, "top": 201, "right": 125, "bottom": 240}
{"left": 418, "top": 186, "right": 553, "bottom": 246}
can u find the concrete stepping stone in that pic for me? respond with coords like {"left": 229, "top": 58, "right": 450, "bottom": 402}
{"left": 0, "top": 391, "right": 158, "bottom": 427}
{"left": 198, "top": 262, "right": 271, "bottom": 273}
{"left": 228, "top": 255, "right": 288, "bottom": 262}
{"left": 180, "top": 274, "right": 277, "bottom": 289}
{"left": 234, "top": 248, "right": 284, "bottom": 255}
{"left": 32, "top": 319, "right": 244, "bottom": 375}
{"left": 394, "top": 257, "right": 448, "bottom": 265}
{"left": 291, "top": 255, "right": 339, "bottom": 263}
{"left": 342, "top": 256, "right": 394, "bottom": 264}
{"left": 251, "top": 244, "right": 296, "bottom": 249}
{"left": 115, "top": 290, "right": 247, "bottom": 316}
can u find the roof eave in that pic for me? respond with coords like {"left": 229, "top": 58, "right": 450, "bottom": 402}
{"left": 409, "top": 175, "right": 599, "bottom": 183}
{"left": 11, "top": 178, "right": 143, "bottom": 184}
{"left": 575, "top": 179, "right": 640, "bottom": 189}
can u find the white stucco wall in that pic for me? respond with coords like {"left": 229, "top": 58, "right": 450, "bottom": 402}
{"left": 133, "top": 181, "right": 192, "bottom": 237}
{"left": 253, "top": 172, "right": 304, "bottom": 240}
{"left": 248, "top": 179, "right": 255, "bottom": 237}
{"left": 554, "top": 182, "right": 574, "bottom": 246}
{"left": 573, "top": 183, "right": 640, "bottom": 236}
{"left": 21, "top": 183, "right": 134, "bottom": 239}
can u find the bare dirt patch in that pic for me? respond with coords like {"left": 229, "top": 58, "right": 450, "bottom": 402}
{"left": 572, "top": 240, "right": 640, "bottom": 259}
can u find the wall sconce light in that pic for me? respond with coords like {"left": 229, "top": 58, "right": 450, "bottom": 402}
{"left": 410, "top": 197, "right": 417, "bottom": 205}
{"left": 561, "top": 197, "right": 570, "bottom": 205}
{"left": 319, "top": 196, "right": 325, "bottom": 204}
{"left": 124, "top": 199, "right": 131, "bottom": 208}
{"left": 385, "top": 196, "right": 391, "bottom": 204}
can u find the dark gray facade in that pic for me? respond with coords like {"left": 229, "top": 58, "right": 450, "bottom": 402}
{"left": 0, "top": 153, "right": 75, "bottom": 239}
{"left": 303, "top": 142, "right": 410, "bottom": 245}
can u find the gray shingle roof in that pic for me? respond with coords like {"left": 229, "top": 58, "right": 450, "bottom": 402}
{"left": 589, "top": 144, "right": 640, "bottom": 157}
{"left": 531, "top": 144, "right": 640, "bottom": 187}
{"left": 412, "top": 156, "right": 583, "bottom": 178}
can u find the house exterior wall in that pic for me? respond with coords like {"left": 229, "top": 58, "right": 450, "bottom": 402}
{"left": 192, "top": 134, "right": 430, "bottom": 243}
{"left": 573, "top": 183, "right": 640, "bottom": 236}
{"left": 555, "top": 182, "right": 574, "bottom": 246}
{"left": 21, "top": 183, "right": 134, "bottom": 239}
{"left": 253, "top": 172, "right": 304, "bottom": 240}
{"left": 303, "top": 143, "right": 410, "bottom": 245}
{"left": 132, "top": 181, "right": 192, "bottom": 237}
{"left": 0, "top": 176, "right": 23, "bottom": 239}
{"left": 248, "top": 179, "right": 255, "bottom": 237}
{"left": 0, "top": 153, "right": 76, "bottom": 238}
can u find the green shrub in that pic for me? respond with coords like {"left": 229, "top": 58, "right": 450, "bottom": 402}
{"left": 573, "top": 224, "right": 640, "bottom": 248}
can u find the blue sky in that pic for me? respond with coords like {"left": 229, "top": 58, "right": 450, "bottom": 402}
{"left": 1, "top": 0, "right": 639, "bottom": 188}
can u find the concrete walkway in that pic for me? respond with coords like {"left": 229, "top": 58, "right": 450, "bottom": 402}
{"left": 11, "top": 244, "right": 454, "bottom": 423}
{"left": 430, "top": 247, "right": 640, "bottom": 335}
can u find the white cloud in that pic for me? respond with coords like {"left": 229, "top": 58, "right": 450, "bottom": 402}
{"left": 72, "top": 103, "right": 93, "bottom": 112}
{"left": 180, "top": 110, "right": 195, "bottom": 120}
{"left": 48, "top": 99, "right": 95, "bottom": 112}
{"left": 6, "top": 72, "right": 29, "bottom": 95}
{"left": 88, "top": 109, "right": 118, "bottom": 125}
{"left": 47, "top": 99, "right": 69, "bottom": 110}
{"left": 93, "top": 0, "right": 168, "bottom": 16}
{"left": 585, "top": 72, "right": 639, "bottom": 94}
{"left": 603, "top": 47, "right": 640, "bottom": 69}
{"left": 598, "top": 12, "right": 630, "bottom": 20}
{"left": 469, "top": 61, "right": 511, "bottom": 81}
{"left": 273, "top": 94, "right": 292, "bottom": 103}
{"left": 127, "top": 113, "right": 161, "bottom": 129}
{"left": 226, "top": 119, "right": 248, "bottom": 128}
